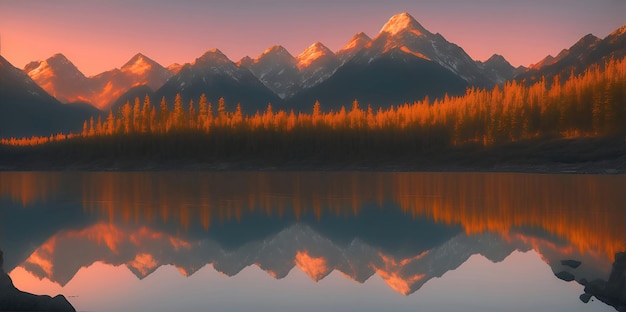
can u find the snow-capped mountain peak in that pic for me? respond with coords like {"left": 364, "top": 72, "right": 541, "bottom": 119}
{"left": 194, "top": 49, "right": 233, "bottom": 67}
{"left": 611, "top": 25, "right": 626, "bottom": 37}
{"left": 296, "top": 42, "right": 335, "bottom": 70}
{"left": 340, "top": 32, "right": 372, "bottom": 52}
{"left": 484, "top": 54, "right": 509, "bottom": 66}
{"left": 336, "top": 32, "right": 372, "bottom": 63}
{"left": 121, "top": 53, "right": 159, "bottom": 76}
{"left": 24, "top": 53, "right": 83, "bottom": 79}
{"left": 257, "top": 45, "right": 294, "bottom": 61}
{"left": 379, "top": 12, "right": 428, "bottom": 37}
{"left": 237, "top": 56, "right": 254, "bottom": 67}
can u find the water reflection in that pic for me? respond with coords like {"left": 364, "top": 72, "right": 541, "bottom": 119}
{"left": 0, "top": 172, "right": 624, "bottom": 305}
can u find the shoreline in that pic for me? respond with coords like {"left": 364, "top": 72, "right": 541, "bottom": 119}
{"left": 1, "top": 136, "right": 624, "bottom": 174}
{"left": 0, "top": 159, "right": 623, "bottom": 174}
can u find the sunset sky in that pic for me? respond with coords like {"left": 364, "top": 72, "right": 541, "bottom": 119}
{"left": 0, "top": 0, "right": 624, "bottom": 76}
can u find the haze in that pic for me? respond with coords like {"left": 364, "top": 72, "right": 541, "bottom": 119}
{"left": 0, "top": 0, "right": 624, "bottom": 76}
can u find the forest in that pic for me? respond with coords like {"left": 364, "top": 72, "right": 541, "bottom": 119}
{"left": 1, "top": 58, "right": 624, "bottom": 170}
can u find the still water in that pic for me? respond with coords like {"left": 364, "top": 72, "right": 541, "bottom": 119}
{"left": 0, "top": 172, "right": 624, "bottom": 312}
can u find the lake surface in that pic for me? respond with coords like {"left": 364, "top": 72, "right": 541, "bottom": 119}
{"left": 0, "top": 172, "right": 624, "bottom": 312}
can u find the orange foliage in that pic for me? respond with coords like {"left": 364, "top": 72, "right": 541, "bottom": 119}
{"left": 2, "top": 58, "right": 625, "bottom": 147}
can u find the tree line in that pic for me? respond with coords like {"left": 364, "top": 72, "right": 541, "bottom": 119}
{"left": 2, "top": 57, "right": 625, "bottom": 148}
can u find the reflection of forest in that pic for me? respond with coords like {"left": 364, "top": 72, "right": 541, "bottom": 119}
{"left": 2, "top": 172, "right": 622, "bottom": 257}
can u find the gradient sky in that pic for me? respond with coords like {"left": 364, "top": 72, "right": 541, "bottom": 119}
{"left": 0, "top": 0, "right": 624, "bottom": 76}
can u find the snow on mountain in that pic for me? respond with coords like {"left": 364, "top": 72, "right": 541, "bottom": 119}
{"left": 120, "top": 53, "right": 172, "bottom": 91}
{"left": 2, "top": 55, "right": 97, "bottom": 138}
{"left": 239, "top": 46, "right": 300, "bottom": 99}
{"left": 296, "top": 42, "right": 336, "bottom": 70}
{"left": 24, "top": 53, "right": 173, "bottom": 110}
{"left": 336, "top": 32, "right": 372, "bottom": 63}
{"left": 352, "top": 12, "right": 490, "bottom": 86}
{"left": 190, "top": 48, "right": 246, "bottom": 81}
{"left": 23, "top": 53, "right": 92, "bottom": 104}
{"left": 296, "top": 42, "right": 340, "bottom": 88}
{"left": 476, "top": 54, "right": 516, "bottom": 84}
{"left": 155, "top": 48, "right": 282, "bottom": 114}
{"left": 379, "top": 12, "right": 428, "bottom": 37}
{"left": 166, "top": 63, "right": 184, "bottom": 75}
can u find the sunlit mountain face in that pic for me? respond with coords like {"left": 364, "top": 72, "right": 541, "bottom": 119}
{"left": 24, "top": 53, "right": 174, "bottom": 110}
{"left": 0, "top": 172, "right": 624, "bottom": 301}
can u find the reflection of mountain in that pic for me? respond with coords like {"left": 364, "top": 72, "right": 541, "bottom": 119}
{"left": 12, "top": 220, "right": 614, "bottom": 296}
{"left": 0, "top": 172, "right": 624, "bottom": 297}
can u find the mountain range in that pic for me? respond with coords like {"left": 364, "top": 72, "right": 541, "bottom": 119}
{"left": 517, "top": 25, "right": 626, "bottom": 84}
{"left": 1, "top": 12, "right": 625, "bottom": 137}
{"left": 0, "top": 56, "right": 98, "bottom": 138}
{"left": 8, "top": 220, "right": 611, "bottom": 297}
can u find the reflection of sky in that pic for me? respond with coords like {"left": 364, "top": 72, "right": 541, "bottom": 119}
{"left": 2, "top": 172, "right": 625, "bottom": 311}
{"left": 10, "top": 251, "right": 613, "bottom": 312}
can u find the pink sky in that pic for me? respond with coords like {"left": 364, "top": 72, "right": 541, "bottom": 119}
{"left": 0, "top": 0, "right": 624, "bottom": 76}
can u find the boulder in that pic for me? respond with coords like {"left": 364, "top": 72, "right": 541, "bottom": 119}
{"left": 0, "top": 249, "right": 75, "bottom": 312}
{"left": 561, "top": 259, "right": 582, "bottom": 269}
{"left": 581, "top": 252, "right": 626, "bottom": 311}
{"left": 555, "top": 271, "right": 576, "bottom": 282}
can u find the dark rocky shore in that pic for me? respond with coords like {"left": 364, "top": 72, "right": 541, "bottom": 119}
{"left": 0, "top": 250, "right": 75, "bottom": 312}
{"left": 0, "top": 135, "right": 624, "bottom": 174}
{"left": 580, "top": 252, "right": 626, "bottom": 311}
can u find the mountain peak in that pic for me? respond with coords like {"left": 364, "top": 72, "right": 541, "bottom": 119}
{"left": 237, "top": 56, "right": 254, "bottom": 67}
{"left": 255, "top": 45, "right": 295, "bottom": 63}
{"left": 49, "top": 53, "right": 70, "bottom": 62}
{"left": 353, "top": 32, "right": 371, "bottom": 41}
{"left": 573, "top": 34, "right": 601, "bottom": 49}
{"left": 340, "top": 32, "right": 372, "bottom": 51}
{"left": 125, "top": 53, "right": 148, "bottom": 64}
{"left": 379, "top": 12, "right": 427, "bottom": 36}
{"left": 262, "top": 45, "right": 290, "bottom": 56}
{"left": 296, "top": 42, "right": 335, "bottom": 69}
{"left": 121, "top": 53, "right": 161, "bottom": 75}
{"left": 195, "top": 49, "right": 232, "bottom": 66}
{"left": 24, "top": 53, "right": 83, "bottom": 79}
{"left": 609, "top": 25, "right": 626, "bottom": 37}
{"left": 336, "top": 32, "right": 373, "bottom": 62}
{"left": 485, "top": 54, "right": 511, "bottom": 66}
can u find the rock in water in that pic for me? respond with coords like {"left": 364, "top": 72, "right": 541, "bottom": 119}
{"left": 555, "top": 271, "right": 576, "bottom": 282}
{"left": 0, "top": 249, "right": 76, "bottom": 312}
{"left": 579, "top": 293, "right": 592, "bottom": 303}
{"left": 581, "top": 251, "right": 626, "bottom": 311}
{"left": 561, "top": 259, "right": 582, "bottom": 269}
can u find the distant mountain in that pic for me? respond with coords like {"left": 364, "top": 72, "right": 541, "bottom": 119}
{"left": 154, "top": 49, "right": 282, "bottom": 114}
{"left": 25, "top": 53, "right": 174, "bottom": 110}
{"left": 476, "top": 54, "right": 518, "bottom": 84}
{"left": 286, "top": 13, "right": 472, "bottom": 111}
{"left": 21, "top": 13, "right": 619, "bottom": 116}
{"left": 238, "top": 46, "right": 301, "bottom": 99}
{"left": 0, "top": 56, "right": 98, "bottom": 138}
{"left": 517, "top": 25, "right": 626, "bottom": 84}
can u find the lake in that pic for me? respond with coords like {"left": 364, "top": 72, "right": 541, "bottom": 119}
{"left": 0, "top": 172, "right": 624, "bottom": 312}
